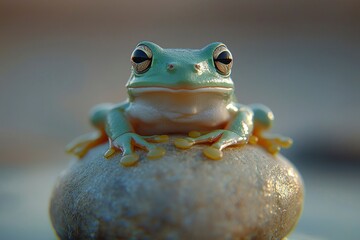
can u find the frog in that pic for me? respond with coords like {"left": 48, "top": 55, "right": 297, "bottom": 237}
{"left": 66, "top": 41, "right": 292, "bottom": 167}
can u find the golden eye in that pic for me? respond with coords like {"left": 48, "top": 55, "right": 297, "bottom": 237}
{"left": 213, "top": 45, "right": 233, "bottom": 75}
{"left": 131, "top": 45, "right": 152, "bottom": 74}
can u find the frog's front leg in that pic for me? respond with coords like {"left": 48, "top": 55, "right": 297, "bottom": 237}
{"left": 104, "top": 105, "right": 168, "bottom": 167}
{"left": 174, "top": 105, "right": 253, "bottom": 160}
{"left": 250, "top": 104, "right": 292, "bottom": 154}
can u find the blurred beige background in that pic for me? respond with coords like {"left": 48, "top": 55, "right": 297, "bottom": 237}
{"left": 0, "top": 0, "right": 359, "bottom": 239}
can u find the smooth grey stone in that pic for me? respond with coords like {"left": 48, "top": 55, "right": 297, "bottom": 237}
{"left": 50, "top": 138, "right": 303, "bottom": 240}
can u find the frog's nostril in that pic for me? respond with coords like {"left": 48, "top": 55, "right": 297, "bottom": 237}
{"left": 194, "top": 64, "right": 202, "bottom": 73}
{"left": 167, "top": 63, "right": 175, "bottom": 71}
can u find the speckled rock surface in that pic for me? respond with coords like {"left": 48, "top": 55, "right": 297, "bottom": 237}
{"left": 50, "top": 137, "right": 304, "bottom": 240}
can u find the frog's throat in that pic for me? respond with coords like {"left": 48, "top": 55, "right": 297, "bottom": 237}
{"left": 128, "top": 87, "right": 233, "bottom": 96}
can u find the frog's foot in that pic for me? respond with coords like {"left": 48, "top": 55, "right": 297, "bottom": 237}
{"left": 66, "top": 131, "right": 106, "bottom": 158}
{"left": 104, "top": 133, "right": 166, "bottom": 167}
{"left": 174, "top": 130, "right": 247, "bottom": 160}
{"left": 257, "top": 133, "right": 293, "bottom": 154}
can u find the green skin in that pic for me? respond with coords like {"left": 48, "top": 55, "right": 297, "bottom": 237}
{"left": 67, "top": 41, "right": 292, "bottom": 166}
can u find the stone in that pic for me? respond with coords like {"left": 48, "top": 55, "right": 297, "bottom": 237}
{"left": 49, "top": 136, "right": 304, "bottom": 240}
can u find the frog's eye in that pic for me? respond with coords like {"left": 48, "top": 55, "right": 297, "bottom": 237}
{"left": 213, "top": 45, "right": 233, "bottom": 75}
{"left": 131, "top": 45, "right": 153, "bottom": 74}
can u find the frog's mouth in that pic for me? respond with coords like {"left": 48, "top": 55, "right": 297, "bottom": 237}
{"left": 128, "top": 87, "right": 233, "bottom": 96}
{"left": 126, "top": 86, "right": 234, "bottom": 128}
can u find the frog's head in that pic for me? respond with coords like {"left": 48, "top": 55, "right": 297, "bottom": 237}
{"left": 126, "top": 41, "right": 234, "bottom": 100}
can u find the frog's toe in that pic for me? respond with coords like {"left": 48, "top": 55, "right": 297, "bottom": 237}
{"left": 66, "top": 144, "right": 80, "bottom": 154}
{"left": 72, "top": 148, "right": 85, "bottom": 158}
{"left": 66, "top": 140, "right": 91, "bottom": 156}
{"left": 267, "top": 145, "right": 280, "bottom": 155}
{"left": 174, "top": 138, "right": 195, "bottom": 149}
{"left": 277, "top": 137, "right": 293, "bottom": 148}
{"left": 147, "top": 147, "right": 166, "bottom": 160}
{"left": 153, "top": 135, "right": 169, "bottom": 143}
{"left": 71, "top": 145, "right": 93, "bottom": 158}
{"left": 120, "top": 154, "right": 139, "bottom": 167}
{"left": 66, "top": 132, "right": 103, "bottom": 153}
{"left": 104, "top": 147, "right": 116, "bottom": 159}
{"left": 188, "top": 131, "right": 202, "bottom": 138}
{"left": 203, "top": 146, "right": 223, "bottom": 160}
{"left": 257, "top": 133, "right": 293, "bottom": 154}
{"left": 248, "top": 135, "right": 258, "bottom": 145}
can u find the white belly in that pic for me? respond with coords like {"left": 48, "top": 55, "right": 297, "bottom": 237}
{"left": 125, "top": 90, "right": 233, "bottom": 135}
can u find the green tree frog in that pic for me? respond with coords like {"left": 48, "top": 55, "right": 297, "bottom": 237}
{"left": 67, "top": 41, "right": 292, "bottom": 167}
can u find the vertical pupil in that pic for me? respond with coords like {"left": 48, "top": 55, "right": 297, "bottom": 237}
{"left": 216, "top": 51, "right": 232, "bottom": 64}
{"left": 132, "top": 50, "right": 149, "bottom": 63}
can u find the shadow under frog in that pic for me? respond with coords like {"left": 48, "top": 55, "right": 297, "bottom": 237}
{"left": 66, "top": 41, "right": 292, "bottom": 167}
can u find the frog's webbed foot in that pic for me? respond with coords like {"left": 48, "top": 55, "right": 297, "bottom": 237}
{"left": 251, "top": 133, "right": 293, "bottom": 154}
{"left": 104, "top": 133, "right": 168, "bottom": 167}
{"left": 174, "top": 130, "right": 246, "bottom": 160}
{"left": 66, "top": 131, "right": 106, "bottom": 158}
